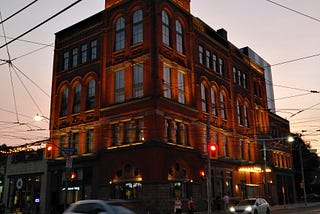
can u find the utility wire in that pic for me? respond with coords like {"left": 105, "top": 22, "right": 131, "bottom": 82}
{"left": 268, "top": 53, "right": 320, "bottom": 68}
{"left": 0, "top": 0, "right": 38, "bottom": 25}
{"left": 0, "top": 0, "right": 83, "bottom": 49}
{"left": 0, "top": 35, "right": 54, "bottom": 47}
{"left": 290, "top": 102, "right": 320, "bottom": 118}
{"left": 265, "top": 0, "right": 320, "bottom": 23}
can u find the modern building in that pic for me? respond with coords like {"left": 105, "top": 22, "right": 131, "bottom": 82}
{"left": 47, "top": 0, "right": 295, "bottom": 213}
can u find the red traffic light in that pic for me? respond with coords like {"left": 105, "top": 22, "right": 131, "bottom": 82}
{"left": 47, "top": 145, "right": 53, "bottom": 151}
{"left": 209, "top": 143, "right": 218, "bottom": 159}
{"left": 70, "top": 172, "right": 77, "bottom": 180}
{"left": 200, "top": 170, "right": 205, "bottom": 177}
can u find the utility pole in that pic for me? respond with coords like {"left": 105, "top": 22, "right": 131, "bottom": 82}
{"left": 206, "top": 116, "right": 212, "bottom": 214}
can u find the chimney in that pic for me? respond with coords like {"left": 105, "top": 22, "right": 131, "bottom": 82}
{"left": 217, "top": 28, "right": 228, "bottom": 40}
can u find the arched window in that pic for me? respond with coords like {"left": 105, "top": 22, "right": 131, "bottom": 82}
{"left": 244, "top": 104, "right": 249, "bottom": 127}
{"left": 115, "top": 17, "right": 125, "bottom": 51}
{"left": 175, "top": 20, "right": 183, "bottom": 53}
{"left": 162, "top": 11, "right": 170, "bottom": 46}
{"left": 73, "top": 83, "right": 81, "bottom": 113}
{"left": 132, "top": 9, "right": 143, "bottom": 44}
{"left": 86, "top": 80, "right": 95, "bottom": 110}
{"left": 60, "top": 88, "right": 69, "bottom": 116}
{"left": 211, "top": 88, "right": 217, "bottom": 116}
{"left": 220, "top": 92, "right": 226, "bottom": 119}
{"left": 201, "top": 83, "right": 207, "bottom": 112}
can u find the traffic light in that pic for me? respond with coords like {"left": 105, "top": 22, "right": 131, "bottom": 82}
{"left": 70, "top": 172, "right": 77, "bottom": 181}
{"left": 200, "top": 170, "right": 205, "bottom": 181}
{"left": 209, "top": 143, "right": 218, "bottom": 159}
{"left": 46, "top": 145, "right": 53, "bottom": 159}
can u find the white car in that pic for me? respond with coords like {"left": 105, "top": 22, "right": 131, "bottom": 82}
{"left": 63, "top": 199, "right": 136, "bottom": 214}
{"left": 229, "top": 198, "right": 270, "bottom": 214}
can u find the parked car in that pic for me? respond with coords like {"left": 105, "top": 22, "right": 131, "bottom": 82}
{"left": 307, "top": 193, "right": 320, "bottom": 202}
{"left": 63, "top": 199, "right": 136, "bottom": 214}
{"left": 229, "top": 198, "right": 270, "bottom": 214}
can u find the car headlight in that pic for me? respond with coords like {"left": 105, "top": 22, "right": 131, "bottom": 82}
{"left": 229, "top": 206, "right": 235, "bottom": 212}
{"left": 245, "top": 206, "right": 252, "bottom": 212}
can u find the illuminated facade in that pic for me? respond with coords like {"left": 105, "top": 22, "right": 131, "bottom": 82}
{"left": 47, "top": 0, "right": 294, "bottom": 212}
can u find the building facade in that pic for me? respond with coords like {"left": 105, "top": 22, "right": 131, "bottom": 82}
{"left": 47, "top": 0, "right": 295, "bottom": 213}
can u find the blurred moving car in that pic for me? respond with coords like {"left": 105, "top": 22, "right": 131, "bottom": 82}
{"left": 229, "top": 198, "right": 270, "bottom": 214}
{"left": 307, "top": 193, "right": 320, "bottom": 202}
{"left": 62, "top": 199, "right": 136, "bottom": 214}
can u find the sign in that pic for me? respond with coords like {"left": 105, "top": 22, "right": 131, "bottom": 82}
{"left": 16, "top": 178, "right": 23, "bottom": 189}
{"left": 61, "top": 147, "right": 77, "bottom": 153}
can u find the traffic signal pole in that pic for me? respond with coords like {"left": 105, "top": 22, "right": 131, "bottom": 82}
{"left": 206, "top": 117, "right": 212, "bottom": 214}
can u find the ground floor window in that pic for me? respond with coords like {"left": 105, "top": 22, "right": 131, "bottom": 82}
{"left": 170, "top": 182, "right": 187, "bottom": 199}
{"left": 114, "top": 182, "right": 142, "bottom": 199}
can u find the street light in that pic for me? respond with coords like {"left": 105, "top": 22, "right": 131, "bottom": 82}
{"left": 34, "top": 113, "right": 49, "bottom": 121}
{"left": 288, "top": 135, "right": 307, "bottom": 207}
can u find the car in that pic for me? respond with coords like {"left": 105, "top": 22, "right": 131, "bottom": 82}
{"left": 229, "top": 198, "right": 270, "bottom": 214}
{"left": 62, "top": 199, "right": 136, "bottom": 214}
{"left": 307, "top": 193, "right": 320, "bottom": 202}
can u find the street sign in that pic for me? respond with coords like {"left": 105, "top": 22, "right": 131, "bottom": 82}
{"left": 60, "top": 147, "right": 77, "bottom": 153}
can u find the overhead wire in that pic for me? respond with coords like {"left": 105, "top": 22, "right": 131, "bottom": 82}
{"left": 0, "top": 0, "right": 83, "bottom": 50}
{"left": 0, "top": 0, "right": 38, "bottom": 25}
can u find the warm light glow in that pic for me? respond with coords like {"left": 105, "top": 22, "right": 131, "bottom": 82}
{"left": 287, "top": 136, "right": 295, "bottom": 143}
{"left": 239, "top": 166, "right": 271, "bottom": 173}
{"left": 34, "top": 114, "right": 42, "bottom": 122}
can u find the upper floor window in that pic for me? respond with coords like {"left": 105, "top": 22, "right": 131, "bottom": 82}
{"left": 163, "top": 65, "right": 172, "bottom": 99}
{"left": 212, "top": 54, "right": 217, "bottom": 72}
{"left": 81, "top": 44, "right": 88, "bottom": 64}
{"left": 73, "top": 84, "right": 81, "bottom": 114}
{"left": 115, "top": 17, "right": 125, "bottom": 51}
{"left": 72, "top": 48, "right": 78, "bottom": 67}
{"left": 60, "top": 88, "right": 69, "bottom": 117}
{"left": 176, "top": 20, "right": 183, "bottom": 53}
{"left": 210, "top": 88, "right": 217, "bottom": 116}
{"left": 162, "top": 11, "right": 170, "bottom": 46}
{"left": 201, "top": 83, "right": 207, "bottom": 112}
{"left": 133, "top": 64, "right": 143, "bottom": 98}
{"left": 177, "top": 71, "right": 185, "bottom": 104}
{"left": 199, "top": 45, "right": 204, "bottom": 65}
{"left": 205, "top": 50, "right": 211, "bottom": 68}
{"left": 86, "top": 129, "right": 94, "bottom": 153}
{"left": 59, "top": 135, "right": 66, "bottom": 157}
{"left": 90, "top": 40, "right": 97, "bottom": 60}
{"left": 71, "top": 132, "right": 79, "bottom": 153}
{"left": 223, "top": 136, "right": 228, "bottom": 157}
{"left": 218, "top": 58, "right": 224, "bottom": 75}
{"left": 132, "top": 10, "right": 143, "bottom": 44}
{"left": 244, "top": 104, "right": 249, "bottom": 127}
{"left": 86, "top": 80, "right": 95, "bottom": 110}
{"left": 236, "top": 100, "right": 242, "bottom": 125}
{"left": 63, "top": 52, "right": 69, "bottom": 70}
{"left": 220, "top": 92, "right": 226, "bottom": 119}
{"left": 115, "top": 69, "right": 125, "bottom": 102}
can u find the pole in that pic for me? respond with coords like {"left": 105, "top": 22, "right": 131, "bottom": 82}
{"left": 263, "top": 141, "right": 268, "bottom": 197}
{"left": 299, "top": 143, "right": 307, "bottom": 207}
{"left": 206, "top": 117, "right": 212, "bottom": 214}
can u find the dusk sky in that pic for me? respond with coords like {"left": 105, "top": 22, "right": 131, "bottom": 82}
{"left": 0, "top": 0, "right": 319, "bottom": 152}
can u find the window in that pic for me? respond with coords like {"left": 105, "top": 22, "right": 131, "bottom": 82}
{"left": 63, "top": 52, "right": 69, "bottom": 70}
{"left": 81, "top": 44, "right": 87, "bottom": 63}
{"left": 163, "top": 65, "right": 172, "bottom": 98}
{"left": 115, "top": 69, "right": 125, "bottom": 102}
{"left": 232, "top": 67, "right": 237, "bottom": 84}
{"left": 90, "top": 40, "right": 97, "bottom": 60}
{"left": 132, "top": 10, "right": 143, "bottom": 44}
{"left": 244, "top": 104, "right": 249, "bottom": 127}
{"left": 206, "top": 50, "right": 211, "bottom": 68}
{"left": 201, "top": 83, "right": 207, "bottom": 112}
{"left": 86, "top": 80, "right": 95, "bottom": 110}
{"left": 60, "top": 135, "right": 66, "bottom": 157}
{"left": 86, "top": 129, "right": 94, "bottom": 153}
{"left": 114, "top": 182, "right": 142, "bottom": 199}
{"left": 212, "top": 54, "right": 217, "bottom": 72}
{"left": 72, "top": 48, "right": 78, "bottom": 67}
{"left": 242, "top": 73, "right": 247, "bottom": 89}
{"left": 177, "top": 71, "right": 185, "bottom": 104}
{"left": 170, "top": 182, "right": 187, "bottom": 199}
{"left": 218, "top": 58, "right": 224, "bottom": 75}
{"left": 176, "top": 20, "right": 183, "bottom": 53}
{"left": 199, "top": 45, "right": 204, "bottom": 65}
{"left": 210, "top": 88, "right": 217, "bottom": 116}
{"left": 237, "top": 70, "right": 242, "bottom": 86}
{"left": 162, "top": 11, "right": 170, "bottom": 45}
{"left": 115, "top": 17, "right": 125, "bottom": 51}
{"left": 220, "top": 92, "right": 226, "bottom": 119}
{"left": 72, "top": 132, "right": 79, "bottom": 153}
{"left": 223, "top": 136, "right": 228, "bottom": 156}
{"left": 60, "top": 88, "right": 69, "bottom": 116}
{"left": 73, "top": 84, "right": 81, "bottom": 114}
{"left": 135, "top": 119, "right": 144, "bottom": 142}
{"left": 236, "top": 100, "right": 242, "bottom": 125}
{"left": 133, "top": 64, "right": 143, "bottom": 98}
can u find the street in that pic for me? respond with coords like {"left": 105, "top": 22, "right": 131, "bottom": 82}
{"left": 272, "top": 203, "right": 320, "bottom": 214}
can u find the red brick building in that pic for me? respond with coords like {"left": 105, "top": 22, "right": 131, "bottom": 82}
{"left": 47, "top": 0, "right": 294, "bottom": 213}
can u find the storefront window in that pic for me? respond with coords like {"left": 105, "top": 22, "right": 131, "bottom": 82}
{"left": 114, "top": 182, "right": 142, "bottom": 199}
{"left": 170, "top": 182, "right": 187, "bottom": 199}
